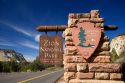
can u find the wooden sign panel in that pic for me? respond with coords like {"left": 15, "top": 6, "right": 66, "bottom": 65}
{"left": 72, "top": 22, "right": 101, "bottom": 59}
{"left": 40, "top": 35, "right": 63, "bottom": 65}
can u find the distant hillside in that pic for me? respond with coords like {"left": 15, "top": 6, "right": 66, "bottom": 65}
{"left": 0, "top": 49, "right": 27, "bottom": 63}
{"left": 110, "top": 34, "right": 125, "bottom": 63}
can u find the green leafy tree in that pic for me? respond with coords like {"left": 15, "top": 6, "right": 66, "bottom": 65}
{"left": 0, "top": 56, "right": 55, "bottom": 72}
{"left": 11, "top": 61, "right": 20, "bottom": 72}
{"left": 110, "top": 48, "right": 125, "bottom": 63}
{"left": 2, "top": 62, "right": 11, "bottom": 72}
{"left": 110, "top": 48, "right": 119, "bottom": 62}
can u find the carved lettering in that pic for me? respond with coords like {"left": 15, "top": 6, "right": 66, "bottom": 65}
{"left": 40, "top": 35, "right": 63, "bottom": 64}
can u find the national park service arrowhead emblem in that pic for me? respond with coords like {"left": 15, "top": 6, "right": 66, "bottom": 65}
{"left": 72, "top": 22, "right": 101, "bottom": 59}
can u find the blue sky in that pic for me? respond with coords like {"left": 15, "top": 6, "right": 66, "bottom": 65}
{"left": 0, "top": 0, "right": 125, "bottom": 61}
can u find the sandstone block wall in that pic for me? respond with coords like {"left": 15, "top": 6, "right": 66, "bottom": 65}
{"left": 63, "top": 10, "right": 123, "bottom": 83}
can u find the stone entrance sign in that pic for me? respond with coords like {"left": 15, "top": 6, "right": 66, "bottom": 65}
{"left": 63, "top": 10, "right": 123, "bottom": 83}
{"left": 72, "top": 22, "right": 101, "bottom": 59}
{"left": 40, "top": 35, "right": 63, "bottom": 65}
{"left": 37, "top": 10, "right": 123, "bottom": 83}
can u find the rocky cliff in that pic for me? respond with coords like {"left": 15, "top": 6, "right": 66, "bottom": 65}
{"left": 0, "top": 49, "right": 26, "bottom": 63}
{"left": 110, "top": 34, "right": 125, "bottom": 63}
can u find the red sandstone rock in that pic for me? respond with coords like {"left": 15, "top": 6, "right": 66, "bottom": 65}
{"left": 68, "top": 18, "right": 78, "bottom": 28}
{"left": 96, "top": 47, "right": 110, "bottom": 52}
{"left": 102, "top": 36, "right": 109, "bottom": 41}
{"left": 90, "top": 18, "right": 104, "bottom": 23}
{"left": 67, "top": 47, "right": 78, "bottom": 52}
{"left": 110, "top": 73, "right": 123, "bottom": 80}
{"left": 79, "top": 18, "right": 90, "bottom": 22}
{"left": 65, "top": 36, "right": 73, "bottom": 42}
{"left": 77, "top": 72, "right": 94, "bottom": 79}
{"left": 64, "top": 56, "right": 72, "bottom": 63}
{"left": 101, "top": 41, "right": 110, "bottom": 50}
{"left": 93, "top": 51, "right": 110, "bottom": 56}
{"left": 95, "top": 23, "right": 104, "bottom": 28}
{"left": 68, "top": 13, "right": 91, "bottom": 19}
{"left": 95, "top": 73, "right": 109, "bottom": 80}
{"left": 63, "top": 61, "right": 66, "bottom": 65}
{"left": 64, "top": 72, "right": 75, "bottom": 83}
{"left": 65, "top": 41, "right": 75, "bottom": 46}
{"left": 98, "top": 51, "right": 110, "bottom": 55}
{"left": 69, "top": 79, "right": 124, "bottom": 83}
{"left": 68, "top": 13, "right": 77, "bottom": 19}
{"left": 90, "top": 10, "right": 100, "bottom": 18}
{"left": 89, "top": 63, "right": 122, "bottom": 73}
{"left": 64, "top": 28, "right": 72, "bottom": 36}
{"left": 77, "top": 63, "right": 88, "bottom": 72}
{"left": 64, "top": 56, "right": 86, "bottom": 63}
{"left": 64, "top": 63, "right": 76, "bottom": 72}
{"left": 93, "top": 56, "right": 110, "bottom": 63}
{"left": 101, "top": 28, "right": 104, "bottom": 32}
{"left": 79, "top": 13, "right": 91, "bottom": 18}
{"left": 64, "top": 47, "right": 78, "bottom": 55}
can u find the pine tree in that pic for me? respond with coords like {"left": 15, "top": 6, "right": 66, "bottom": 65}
{"left": 78, "top": 27, "right": 86, "bottom": 47}
{"left": 78, "top": 27, "right": 94, "bottom": 47}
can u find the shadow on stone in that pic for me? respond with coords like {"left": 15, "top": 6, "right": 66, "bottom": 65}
{"left": 122, "top": 63, "right": 125, "bottom": 82}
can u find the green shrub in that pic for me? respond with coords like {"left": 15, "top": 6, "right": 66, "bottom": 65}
{"left": 0, "top": 58, "right": 55, "bottom": 72}
{"left": 110, "top": 48, "right": 125, "bottom": 63}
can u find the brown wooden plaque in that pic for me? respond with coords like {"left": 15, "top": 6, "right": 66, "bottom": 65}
{"left": 40, "top": 35, "right": 63, "bottom": 65}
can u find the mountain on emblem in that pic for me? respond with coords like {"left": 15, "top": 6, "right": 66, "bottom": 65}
{"left": 78, "top": 27, "right": 95, "bottom": 48}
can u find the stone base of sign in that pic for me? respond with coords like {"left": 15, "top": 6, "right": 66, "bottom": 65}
{"left": 64, "top": 72, "right": 76, "bottom": 82}
{"left": 110, "top": 73, "right": 123, "bottom": 80}
{"left": 69, "top": 79, "right": 124, "bottom": 83}
{"left": 64, "top": 56, "right": 87, "bottom": 63}
{"left": 64, "top": 63, "right": 77, "bottom": 72}
{"left": 76, "top": 72, "right": 94, "bottom": 79}
{"left": 95, "top": 73, "right": 110, "bottom": 80}
{"left": 89, "top": 63, "right": 122, "bottom": 73}
{"left": 63, "top": 10, "right": 123, "bottom": 83}
{"left": 92, "top": 55, "right": 111, "bottom": 63}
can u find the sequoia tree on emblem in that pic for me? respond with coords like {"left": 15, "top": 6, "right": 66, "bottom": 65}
{"left": 72, "top": 22, "right": 101, "bottom": 59}
{"left": 78, "top": 27, "right": 95, "bottom": 48}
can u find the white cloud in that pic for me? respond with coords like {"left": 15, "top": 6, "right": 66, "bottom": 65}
{"left": 11, "top": 25, "right": 32, "bottom": 37}
{"left": 0, "top": 38, "right": 15, "bottom": 47}
{"left": 0, "top": 21, "right": 33, "bottom": 37}
{"left": 0, "top": 43, "right": 14, "bottom": 47}
{"left": 35, "top": 34, "right": 41, "bottom": 42}
{"left": 19, "top": 39, "right": 39, "bottom": 50}
{"left": 19, "top": 42, "right": 38, "bottom": 50}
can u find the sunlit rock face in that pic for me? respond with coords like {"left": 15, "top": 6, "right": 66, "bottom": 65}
{"left": 110, "top": 34, "right": 125, "bottom": 63}
{"left": 0, "top": 49, "right": 26, "bottom": 63}
{"left": 110, "top": 35, "right": 125, "bottom": 56}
